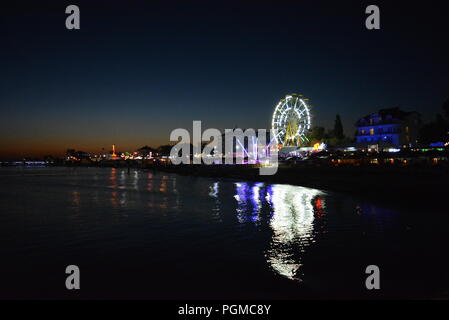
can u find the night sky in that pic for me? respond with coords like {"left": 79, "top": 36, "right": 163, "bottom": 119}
{"left": 1, "top": 1, "right": 448, "bottom": 159}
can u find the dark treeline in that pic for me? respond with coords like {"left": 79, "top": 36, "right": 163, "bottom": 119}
{"left": 308, "top": 97, "right": 449, "bottom": 147}
{"left": 419, "top": 98, "right": 449, "bottom": 144}
{"left": 307, "top": 113, "right": 353, "bottom": 147}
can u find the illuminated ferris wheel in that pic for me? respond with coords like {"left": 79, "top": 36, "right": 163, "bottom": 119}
{"left": 271, "top": 94, "right": 312, "bottom": 147}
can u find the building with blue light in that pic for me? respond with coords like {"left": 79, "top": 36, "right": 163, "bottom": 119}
{"left": 355, "top": 108, "right": 421, "bottom": 148}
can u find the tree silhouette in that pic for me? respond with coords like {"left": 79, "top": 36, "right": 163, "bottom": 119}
{"left": 419, "top": 114, "right": 448, "bottom": 144}
{"left": 443, "top": 98, "right": 449, "bottom": 120}
{"left": 333, "top": 114, "right": 344, "bottom": 140}
{"left": 307, "top": 126, "right": 326, "bottom": 146}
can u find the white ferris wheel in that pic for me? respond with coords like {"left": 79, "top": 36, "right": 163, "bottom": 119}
{"left": 271, "top": 94, "right": 312, "bottom": 147}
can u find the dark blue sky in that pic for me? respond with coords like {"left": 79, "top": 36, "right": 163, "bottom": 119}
{"left": 1, "top": 1, "right": 448, "bottom": 158}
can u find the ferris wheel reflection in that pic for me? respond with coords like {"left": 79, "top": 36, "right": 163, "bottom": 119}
{"left": 267, "top": 184, "right": 325, "bottom": 281}
{"left": 234, "top": 182, "right": 326, "bottom": 281}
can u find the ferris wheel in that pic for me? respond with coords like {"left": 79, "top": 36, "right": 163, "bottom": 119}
{"left": 271, "top": 94, "right": 312, "bottom": 147}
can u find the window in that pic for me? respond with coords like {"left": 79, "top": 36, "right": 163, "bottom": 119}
{"left": 370, "top": 128, "right": 374, "bottom": 135}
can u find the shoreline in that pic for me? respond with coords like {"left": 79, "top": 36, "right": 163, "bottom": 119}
{"left": 3, "top": 162, "right": 448, "bottom": 211}
{"left": 149, "top": 163, "right": 448, "bottom": 211}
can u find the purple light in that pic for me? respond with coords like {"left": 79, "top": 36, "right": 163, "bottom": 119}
{"left": 236, "top": 139, "right": 250, "bottom": 157}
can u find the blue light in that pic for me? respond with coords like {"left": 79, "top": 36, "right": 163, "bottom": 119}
{"left": 429, "top": 142, "right": 444, "bottom": 147}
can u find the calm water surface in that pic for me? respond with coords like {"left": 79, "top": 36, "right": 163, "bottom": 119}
{"left": 0, "top": 167, "right": 447, "bottom": 299}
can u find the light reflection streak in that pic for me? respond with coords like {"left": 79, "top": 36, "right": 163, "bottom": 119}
{"left": 250, "top": 183, "right": 263, "bottom": 222}
{"left": 109, "top": 168, "right": 119, "bottom": 208}
{"left": 159, "top": 175, "right": 168, "bottom": 193}
{"left": 234, "top": 182, "right": 266, "bottom": 224}
{"left": 209, "top": 182, "right": 221, "bottom": 219}
{"left": 234, "top": 182, "right": 250, "bottom": 223}
{"left": 266, "top": 185, "right": 324, "bottom": 281}
{"left": 133, "top": 170, "right": 139, "bottom": 190}
{"left": 146, "top": 172, "right": 154, "bottom": 192}
{"left": 234, "top": 182, "right": 326, "bottom": 281}
{"left": 209, "top": 182, "right": 219, "bottom": 198}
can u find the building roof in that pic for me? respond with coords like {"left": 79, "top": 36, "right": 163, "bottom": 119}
{"left": 355, "top": 107, "right": 418, "bottom": 126}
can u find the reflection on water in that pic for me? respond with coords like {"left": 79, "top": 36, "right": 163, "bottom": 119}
{"left": 234, "top": 182, "right": 265, "bottom": 223}
{"left": 103, "top": 168, "right": 181, "bottom": 210}
{"left": 1, "top": 167, "right": 446, "bottom": 298}
{"left": 267, "top": 185, "right": 325, "bottom": 281}
{"left": 71, "top": 191, "right": 81, "bottom": 207}
{"left": 209, "top": 182, "right": 221, "bottom": 220}
{"left": 209, "top": 182, "right": 219, "bottom": 198}
{"left": 233, "top": 182, "right": 326, "bottom": 281}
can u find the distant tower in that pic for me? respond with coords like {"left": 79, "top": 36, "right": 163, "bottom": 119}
{"left": 112, "top": 144, "right": 117, "bottom": 157}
